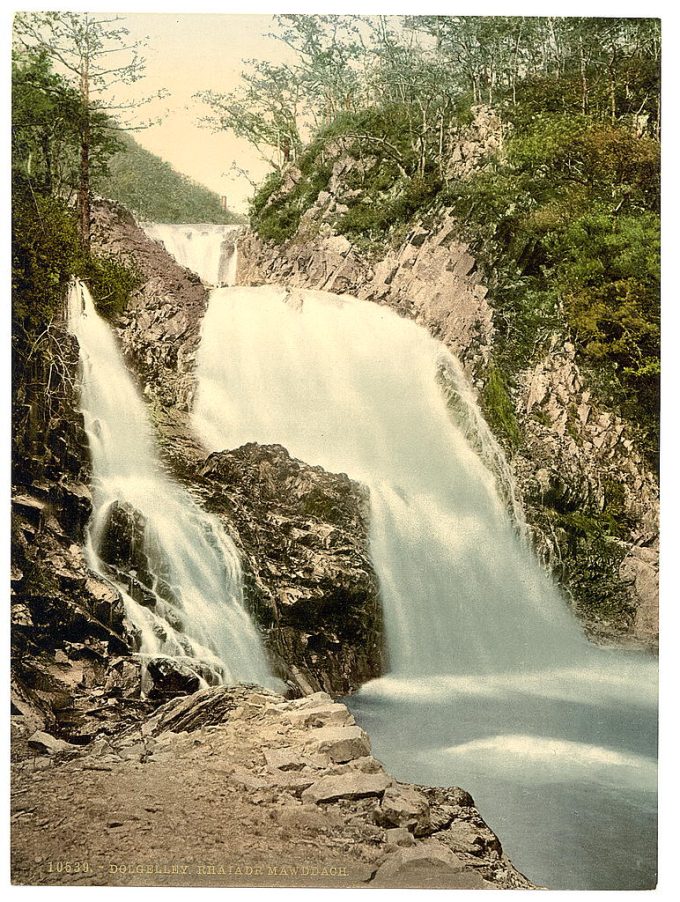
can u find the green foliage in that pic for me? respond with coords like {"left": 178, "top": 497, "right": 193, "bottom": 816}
{"left": 94, "top": 131, "right": 241, "bottom": 224}
{"left": 12, "top": 178, "right": 81, "bottom": 347}
{"left": 479, "top": 367, "right": 522, "bottom": 449}
{"left": 250, "top": 105, "right": 445, "bottom": 244}
{"left": 12, "top": 178, "right": 138, "bottom": 366}
{"left": 440, "top": 114, "right": 659, "bottom": 459}
{"left": 12, "top": 47, "right": 123, "bottom": 201}
{"left": 80, "top": 252, "right": 141, "bottom": 321}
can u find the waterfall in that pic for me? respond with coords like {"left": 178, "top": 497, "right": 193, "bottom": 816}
{"left": 142, "top": 218, "right": 655, "bottom": 889}
{"left": 143, "top": 222, "right": 239, "bottom": 286}
{"left": 191, "top": 283, "right": 657, "bottom": 890}
{"left": 67, "top": 280, "right": 276, "bottom": 691}
{"left": 193, "top": 286, "right": 589, "bottom": 676}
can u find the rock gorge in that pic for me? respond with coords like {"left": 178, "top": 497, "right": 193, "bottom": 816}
{"left": 11, "top": 191, "right": 658, "bottom": 889}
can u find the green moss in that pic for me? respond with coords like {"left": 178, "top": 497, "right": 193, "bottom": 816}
{"left": 80, "top": 252, "right": 141, "bottom": 321}
{"left": 480, "top": 366, "right": 522, "bottom": 449}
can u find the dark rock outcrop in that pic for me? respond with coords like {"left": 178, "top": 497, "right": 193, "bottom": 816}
{"left": 192, "top": 443, "right": 384, "bottom": 695}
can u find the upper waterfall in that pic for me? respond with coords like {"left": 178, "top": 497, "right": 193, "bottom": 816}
{"left": 67, "top": 280, "right": 276, "bottom": 690}
{"left": 143, "top": 222, "right": 239, "bottom": 286}
{"left": 193, "top": 286, "right": 590, "bottom": 677}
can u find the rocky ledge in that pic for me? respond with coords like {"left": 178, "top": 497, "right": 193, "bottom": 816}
{"left": 11, "top": 686, "right": 532, "bottom": 889}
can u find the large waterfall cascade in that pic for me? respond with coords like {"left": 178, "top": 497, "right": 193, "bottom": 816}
{"left": 100, "top": 223, "right": 656, "bottom": 890}
{"left": 194, "top": 286, "right": 591, "bottom": 676}
{"left": 67, "top": 280, "right": 276, "bottom": 690}
{"left": 143, "top": 222, "right": 239, "bottom": 287}
{"left": 191, "top": 282, "right": 657, "bottom": 891}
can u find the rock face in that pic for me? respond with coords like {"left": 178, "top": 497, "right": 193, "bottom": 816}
{"left": 192, "top": 443, "right": 384, "bottom": 695}
{"left": 517, "top": 340, "right": 659, "bottom": 643}
{"left": 90, "top": 199, "right": 212, "bottom": 411}
{"left": 11, "top": 686, "right": 534, "bottom": 889}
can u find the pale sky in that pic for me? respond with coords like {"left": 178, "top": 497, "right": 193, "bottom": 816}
{"left": 109, "top": 14, "right": 295, "bottom": 214}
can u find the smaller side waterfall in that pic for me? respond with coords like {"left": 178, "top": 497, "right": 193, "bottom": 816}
{"left": 143, "top": 223, "right": 239, "bottom": 286}
{"left": 68, "top": 280, "right": 275, "bottom": 690}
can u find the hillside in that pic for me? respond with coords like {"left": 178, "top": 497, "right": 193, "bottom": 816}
{"left": 94, "top": 131, "right": 242, "bottom": 224}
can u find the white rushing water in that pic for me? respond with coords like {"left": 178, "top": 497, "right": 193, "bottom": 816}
{"left": 191, "top": 283, "right": 657, "bottom": 890}
{"left": 143, "top": 223, "right": 239, "bottom": 286}
{"left": 67, "top": 280, "right": 275, "bottom": 690}
{"left": 194, "top": 286, "right": 588, "bottom": 676}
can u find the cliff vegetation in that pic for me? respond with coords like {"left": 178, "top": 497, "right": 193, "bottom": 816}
{"left": 217, "top": 16, "right": 660, "bottom": 467}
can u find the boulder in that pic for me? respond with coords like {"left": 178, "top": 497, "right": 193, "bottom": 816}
{"left": 27, "top": 730, "right": 76, "bottom": 756}
{"left": 372, "top": 841, "right": 488, "bottom": 888}
{"left": 305, "top": 724, "right": 371, "bottom": 763}
{"left": 146, "top": 658, "right": 202, "bottom": 700}
{"left": 375, "top": 783, "right": 431, "bottom": 836}
{"left": 301, "top": 771, "right": 391, "bottom": 804}
{"left": 98, "top": 501, "right": 148, "bottom": 572}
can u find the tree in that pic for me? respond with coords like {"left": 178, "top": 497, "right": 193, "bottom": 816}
{"left": 12, "top": 47, "right": 123, "bottom": 206}
{"left": 13, "top": 12, "right": 160, "bottom": 244}
{"left": 197, "top": 59, "right": 303, "bottom": 170}
{"left": 271, "top": 15, "right": 366, "bottom": 125}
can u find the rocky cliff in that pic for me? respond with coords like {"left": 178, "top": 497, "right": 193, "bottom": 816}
{"left": 237, "top": 171, "right": 659, "bottom": 650}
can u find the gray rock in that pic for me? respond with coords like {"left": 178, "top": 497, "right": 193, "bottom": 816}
{"left": 372, "top": 840, "right": 487, "bottom": 888}
{"left": 27, "top": 730, "right": 75, "bottom": 756}
{"left": 301, "top": 771, "right": 391, "bottom": 804}
{"left": 385, "top": 827, "right": 415, "bottom": 848}
{"left": 375, "top": 783, "right": 431, "bottom": 835}
{"left": 306, "top": 724, "right": 371, "bottom": 763}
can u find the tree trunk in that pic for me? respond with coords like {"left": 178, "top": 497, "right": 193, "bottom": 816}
{"left": 580, "top": 40, "right": 588, "bottom": 115}
{"left": 79, "top": 54, "right": 91, "bottom": 246}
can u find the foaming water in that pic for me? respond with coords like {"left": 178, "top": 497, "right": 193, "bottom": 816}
{"left": 143, "top": 222, "right": 239, "bottom": 286}
{"left": 195, "top": 287, "right": 588, "bottom": 676}
{"left": 192, "top": 284, "right": 657, "bottom": 889}
{"left": 350, "top": 660, "right": 657, "bottom": 889}
{"left": 68, "top": 280, "right": 276, "bottom": 690}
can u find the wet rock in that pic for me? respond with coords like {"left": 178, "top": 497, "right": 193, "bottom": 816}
{"left": 146, "top": 658, "right": 202, "bottom": 700}
{"left": 50, "top": 482, "right": 92, "bottom": 538}
{"left": 99, "top": 501, "right": 148, "bottom": 572}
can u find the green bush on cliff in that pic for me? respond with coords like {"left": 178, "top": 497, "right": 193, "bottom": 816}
{"left": 80, "top": 252, "right": 142, "bottom": 321}
{"left": 12, "top": 179, "right": 139, "bottom": 357}
{"left": 479, "top": 367, "right": 522, "bottom": 450}
{"left": 439, "top": 114, "right": 660, "bottom": 460}
{"left": 12, "top": 179, "right": 81, "bottom": 353}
